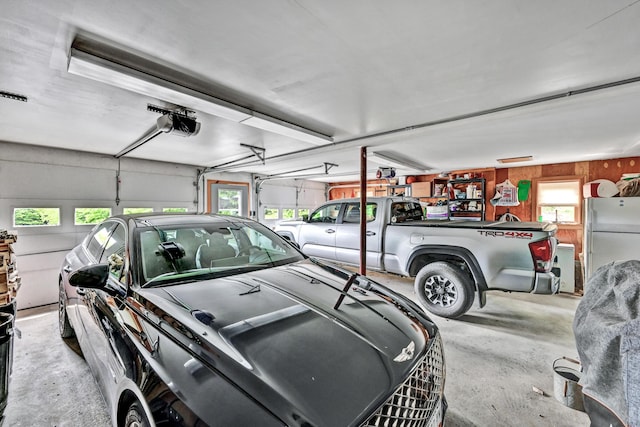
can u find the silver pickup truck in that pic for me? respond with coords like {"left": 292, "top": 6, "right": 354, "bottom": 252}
{"left": 275, "top": 196, "right": 560, "bottom": 318}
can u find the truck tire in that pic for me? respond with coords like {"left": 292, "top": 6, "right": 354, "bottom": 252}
{"left": 414, "top": 261, "right": 474, "bottom": 318}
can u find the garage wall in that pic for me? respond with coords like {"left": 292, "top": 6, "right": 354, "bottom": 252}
{"left": 0, "top": 142, "right": 199, "bottom": 309}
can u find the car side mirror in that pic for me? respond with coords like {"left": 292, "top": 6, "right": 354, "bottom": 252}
{"left": 301, "top": 214, "right": 309, "bottom": 222}
{"left": 69, "top": 264, "right": 109, "bottom": 289}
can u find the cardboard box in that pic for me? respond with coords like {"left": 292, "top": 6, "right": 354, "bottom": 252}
{"left": 411, "top": 182, "right": 432, "bottom": 197}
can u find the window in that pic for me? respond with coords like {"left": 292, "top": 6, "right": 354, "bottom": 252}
{"left": 309, "top": 203, "right": 341, "bottom": 223}
{"left": 535, "top": 178, "right": 582, "bottom": 224}
{"left": 163, "top": 207, "right": 188, "bottom": 212}
{"left": 75, "top": 208, "right": 112, "bottom": 225}
{"left": 391, "top": 201, "right": 423, "bottom": 222}
{"left": 13, "top": 208, "right": 60, "bottom": 227}
{"left": 86, "top": 222, "right": 116, "bottom": 260}
{"left": 264, "top": 208, "right": 279, "bottom": 220}
{"left": 100, "top": 223, "right": 126, "bottom": 281}
{"left": 297, "top": 208, "right": 310, "bottom": 219}
{"left": 342, "top": 203, "right": 378, "bottom": 223}
{"left": 282, "top": 208, "right": 295, "bottom": 220}
{"left": 123, "top": 208, "right": 153, "bottom": 214}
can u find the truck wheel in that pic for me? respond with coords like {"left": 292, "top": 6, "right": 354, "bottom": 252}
{"left": 414, "top": 261, "right": 474, "bottom": 318}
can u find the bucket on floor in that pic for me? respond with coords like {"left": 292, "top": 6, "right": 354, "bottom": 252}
{"left": 0, "top": 311, "right": 14, "bottom": 418}
{"left": 553, "top": 356, "right": 584, "bottom": 412}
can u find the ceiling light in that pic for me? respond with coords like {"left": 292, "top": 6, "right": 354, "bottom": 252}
{"left": 370, "top": 151, "right": 431, "bottom": 172}
{"left": 240, "top": 112, "right": 332, "bottom": 146}
{"left": 497, "top": 156, "right": 533, "bottom": 164}
{"left": 67, "top": 41, "right": 332, "bottom": 145}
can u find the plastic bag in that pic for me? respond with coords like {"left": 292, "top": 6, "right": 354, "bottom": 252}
{"left": 492, "top": 179, "right": 520, "bottom": 206}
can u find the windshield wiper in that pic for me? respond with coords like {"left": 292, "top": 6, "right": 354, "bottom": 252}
{"left": 239, "top": 283, "right": 261, "bottom": 296}
{"left": 333, "top": 273, "right": 358, "bottom": 310}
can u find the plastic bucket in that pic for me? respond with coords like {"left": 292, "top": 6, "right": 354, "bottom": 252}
{"left": 553, "top": 357, "right": 584, "bottom": 412}
{"left": 0, "top": 311, "right": 13, "bottom": 418}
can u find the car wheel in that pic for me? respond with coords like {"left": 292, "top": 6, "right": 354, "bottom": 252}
{"left": 414, "top": 261, "right": 474, "bottom": 319}
{"left": 125, "top": 402, "right": 151, "bottom": 427}
{"left": 58, "top": 281, "right": 74, "bottom": 338}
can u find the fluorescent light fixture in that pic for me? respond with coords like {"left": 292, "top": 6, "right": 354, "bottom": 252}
{"left": 497, "top": 156, "right": 533, "bottom": 164}
{"left": 370, "top": 151, "right": 431, "bottom": 172}
{"left": 67, "top": 43, "right": 333, "bottom": 145}
{"left": 240, "top": 112, "right": 332, "bottom": 146}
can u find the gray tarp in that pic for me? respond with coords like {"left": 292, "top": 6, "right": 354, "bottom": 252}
{"left": 574, "top": 260, "right": 640, "bottom": 426}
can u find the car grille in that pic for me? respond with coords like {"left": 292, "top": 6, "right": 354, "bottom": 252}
{"left": 362, "top": 333, "right": 445, "bottom": 427}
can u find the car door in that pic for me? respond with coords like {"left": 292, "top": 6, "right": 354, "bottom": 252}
{"left": 77, "top": 221, "right": 128, "bottom": 402}
{"left": 69, "top": 221, "right": 117, "bottom": 345}
{"left": 297, "top": 202, "right": 343, "bottom": 261}
{"left": 335, "top": 202, "right": 383, "bottom": 268}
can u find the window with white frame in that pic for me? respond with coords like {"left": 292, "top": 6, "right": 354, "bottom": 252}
{"left": 75, "top": 208, "right": 112, "bottom": 225}
{"left": 282, "top": 208, "right": 295, "bottom": 220}
{"left": 535, "top": 178, "right": 582, "bottom": 223}
{"left": 123, "top": 208, "right": 153, "bottom": 214}
{"left": 13, "top": 208, "right": 61, "bottom": 227}
{"left": 263, "top": 208, "right": 279, "bottom": 220}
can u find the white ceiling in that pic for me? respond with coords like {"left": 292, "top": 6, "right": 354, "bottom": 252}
{"left": 2, "top": 1, "right": 640, "bottom": 182}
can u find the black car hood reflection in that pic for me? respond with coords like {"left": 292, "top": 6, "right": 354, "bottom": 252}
{"left": 134, "top": 259, "right": 431, "bottom": 426}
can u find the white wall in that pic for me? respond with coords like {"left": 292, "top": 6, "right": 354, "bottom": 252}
{"left": 0, "top": 142, "right": 199, "bottom": 309}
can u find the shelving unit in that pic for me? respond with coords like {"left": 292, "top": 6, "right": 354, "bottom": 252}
{"left": 411, "top": 178, "right": 450, "bottom": 220}
{"left": 448, "top": 178, "right": 485, "bottom": 220}
{"left": 387, "top": 184, "right": 411, "bottom": 197}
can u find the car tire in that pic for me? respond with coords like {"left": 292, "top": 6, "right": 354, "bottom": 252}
{"left": 125, "top": 402, "right": 151, "bottom": 427}
{"left": 58, "top": 281, "right": 74, "bottom": 338}
{"left": 414, "top": 261, "right": 474, "bottom": 319}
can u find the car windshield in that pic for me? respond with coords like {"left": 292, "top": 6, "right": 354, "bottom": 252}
{"left": 136, "top": 220, "right": 304, "bottom": 286}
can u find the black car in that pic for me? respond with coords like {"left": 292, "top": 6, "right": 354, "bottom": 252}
{"left": 59, "top": 213, "right": 446, "bottom": 426}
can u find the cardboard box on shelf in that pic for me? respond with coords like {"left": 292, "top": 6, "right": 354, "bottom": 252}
{"left": 411, "top": 182, "right": 432, "bottom": 197}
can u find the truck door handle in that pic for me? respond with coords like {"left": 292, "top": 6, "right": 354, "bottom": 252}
{"left": 325, "top": 229, "right": 336, "bottom": 234}
{"left": 366, "top": 231, "right": 376, "bottom": 236}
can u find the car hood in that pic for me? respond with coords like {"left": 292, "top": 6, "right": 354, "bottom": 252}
{"left": 135, "top": 259, "right": 437, "bottom": 426}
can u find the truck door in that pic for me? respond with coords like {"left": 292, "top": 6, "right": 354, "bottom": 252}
{"left": 298, "top": 202, "right": 343, "bottom": 261}
{"left": 335, "top": 202, "right": 382, "bottom": 268}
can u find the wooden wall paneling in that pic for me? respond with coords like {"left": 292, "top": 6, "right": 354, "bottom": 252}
{"left": 494, "top": 165, "right": 540, "bottom": 222}
{"left": 588, "top": 156, "right": 640, "bottom": 182}
{"left": 574, "top": 161, "right": 590, "bottom": 181}
{"left": 541, "top": 162, "right": 576, "bottom": 177}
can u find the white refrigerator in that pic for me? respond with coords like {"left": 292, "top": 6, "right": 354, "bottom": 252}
{"left": 583, "top": 197, "right": 640, "bottom": 281}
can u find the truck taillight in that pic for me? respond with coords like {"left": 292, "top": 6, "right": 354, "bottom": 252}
{"left": 529, "top": 239, "right": 553, "bottom": 272}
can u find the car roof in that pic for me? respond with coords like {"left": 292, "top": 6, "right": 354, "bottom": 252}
{"left": 326, "top": 196, "right": 419, "bottom": 204}
{"left": 110, "top": 212, "right": 252, "bottom": 228}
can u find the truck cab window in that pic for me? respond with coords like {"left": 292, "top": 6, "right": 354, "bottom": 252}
{"left": 309, "top": 203, "right": 342, "bottom": 223}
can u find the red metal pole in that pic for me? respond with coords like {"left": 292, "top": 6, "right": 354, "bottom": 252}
{"left": 360, "top": 146, "right": 367, "bottom": 275}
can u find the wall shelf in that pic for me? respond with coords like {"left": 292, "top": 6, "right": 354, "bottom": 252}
{"left": 448, "top": 177, "right": 485, "bottom": 220}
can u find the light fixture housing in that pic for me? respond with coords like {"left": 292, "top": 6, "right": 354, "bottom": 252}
{"left": 67, "top": 39, "right": 332, "bottom": 145}
{"left": 370, "top": 151, "right": 431, "bottom": 172}
{"left": 497, "top": 156, "right": 534, "bottom": 164}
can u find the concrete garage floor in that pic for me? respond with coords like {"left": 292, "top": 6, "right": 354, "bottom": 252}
{"left": 3, "top": 272, "right": 589, "bottom": 427}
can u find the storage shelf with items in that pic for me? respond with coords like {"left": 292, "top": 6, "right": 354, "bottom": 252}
{"left": 0, "top": 230, "right": 20, "bottom": 306}
{"left": 448, "top": 177, "right": 486, "bottom": 221}
{"left": 411, "top": 178, "right": 450, "bottom": 220}
{"left": 387, "top": 184, "right": 411, "bottom": 197}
